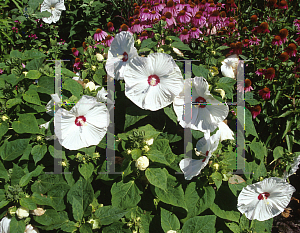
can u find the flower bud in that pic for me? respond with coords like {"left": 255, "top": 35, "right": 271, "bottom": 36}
{"left": 136, "top": 39, "right": 141, "bottom": 45}
{"left": 1, "top": 115, "right": 9, "bottom": 121}
{"left": 172, "top": 47, "right": 184, "bottom": 57}
{"left": 85, "top": 81, "right": 96, "bottom": 91}
{"left": 30, "top": 207, "right": 46, "bottom": 216}
{"left": 23, "top": 71, "right": 28, "bottom": 76}
{"left": 143, "top": 145, "right": 150, "bottom": 152}
{"left": 91, "top": 65, "right": 96, "bottom": 71}
{"left": 213, "top": 163, "right": 219, "bottom": 170}
{"left": 135, "top": 156, "right": 149, "bottom": 171}
{"left": 214, "top": 89, "right": 225, "bottom": 99}
{"left": 145, "top": 138, "right": 154, "bottom": 146}
{"left": 16, "top": 206, "right": 29, "bottom": 219}
{"left": 95, "top": 53, "right": 104, "bottom": 61}
{"left": 166, "top": 231, "right": 177, "bottom": 233}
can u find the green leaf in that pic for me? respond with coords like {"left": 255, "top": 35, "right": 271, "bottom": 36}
{"left": 140, "top": 38, "right": 156, "bottom": 49}
{"left": 249, "top": 141, "right": 267, "bottom": 161}
{"left": 31, "top": 145, "right": 47, "bottom": 165}
{"left": 131, "top": 149, "right": 142, "bottom": 160}
{"left": 251, "top": 219, "right": 273, "bottom": 233}
{"left": 67, "top": 177, "right": 94, "bottom": 213}
{"left": 79, "top": 163, "right": 94, "bottom": 180}
{"left": 95, "top": 206, "right": 128, "bottom": 225}
{"left": 253, "top": 161, "right": 267, "bottom": 180}
{"left": 216, "top": 77, "right": 236, "bottom": 98}
{"left": 48, "top": 183, "right": 70, "bottom": 211}
{"left": 0, "top": 121, "right": 8, "bottom": 139}
{"left": 36, "top": 76, "right": 54, "bottom": 94}
{"left": 160, "top": 208, "right": 180, "bottom": 232}
{"left": 35, "top": 11, "right": 52, "bottom": 18}
{"left": 12, "top": 114, "right": 40, "bottom": 134}
{"left": 3, "top": 74, "right": 23, "bottom": 86}
{"left": 164, "top": 105, "right": 178, "bottom": 124}
{"left": 19, "top": 173, "right": 32, "bottom": 187}
{"left": 23, "top": 49, "right": 47, "bottom": 60}
{"left": 210, "top": 203, "right": 240, "bottom": 223}
{"left": 111, "top": 180, "right": 142, "bottom": 209}
{"left": 20, "top": 197, "right": 37, "bottom": 210}
{"left": 6, "top": 98, "right": 22, "bottom": 108}
{"left": 211, "top": 172, "right": 222, "bottom": 190}
{"left": 172, "top": 41, "right": 192, "bottom": 51}
{"left": 145, "top": 168, "right": 168, "bottom": 191}
{"left": 124, "top": 105, "right": 150, "bottom": 130}
{"left": 0, "top": 200, "right": 9, "bottom": 209}
{"left": 72, "top": 196, "right": 84, "bottom": 221}
{"left": 216, "top": 45, "right": 230, "bottom": 50}
{"left": 63, "top": 78, "right": 83, "bottom": 98}
{"left": 0, "top": 139, "right": 30, "bottom": 161}
{"left": 32, "top": 192, "right": 53, "bottom": 207}
{"left": 245, "top": 108, "right": 258, "bottom": 137}
{"left": 31, "top": 174, "right": 67, "bottom": 194}
{"left": 147, "top": 149, "right": 170, "bottom": 166}
{"left": 183, "top": 184, "right": 215, "bottom": 222}
{"left": 192, "top": 64, "right": 211, "bottom": 79}
{"left": 181, "top": 215, "right": 216, "bottom": 233}
{"left": 273, "top": 146, "right": 284, "bottom": 160}
{"left": 25, "top": 58, "right": 44, "bottom": 70}
{"left": 149, "top": 139, "right": 175, "bottom": 165}
{"left": 60, "top": 221, "right": 78, "bottom": 232}
{"left": 282, "top": 118, "right": 293, "bottom": 139}
{"left": 10, "top": 216, "right": 26, "bottom": 233}
{"left": 0, "top": 161, "right": 9, "bottom": 180}
{"left": 10, "top": 50, "right": 22, "bottom": 59}
{"left": 228, "top": 175, "right": 247, "bottom": 196}
{"left": 34, "top": 209, "right": 68, "bottom": 226}
{"left": 23, "top": 89, "right": 42, "bottom": 105}
{"left": 62, "top": 68, "right": 77, "bottom": 77}
{"left": 153, "top": 174, "right": 187, "bottom": 210}
{"left": 79, "top": 223, "right": 93, "bottom": 233}
{"left": 26, "top": 70, "right": 41, "bottom": 80}
{"left": 225, "top": 222, "right": 240, "bottom": 233}
{"left": 240, "top": 214, "right": 249, "bottom": 231}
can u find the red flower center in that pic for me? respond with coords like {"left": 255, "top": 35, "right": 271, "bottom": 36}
{"left": 75, "top": 116, "right": 86, "bottom": 126}
{"left": 122, "top": 52, "right": 128, "bottom": 62}
{"left": 195, "top": 96, "right": 207, "bottom": 108}
{"left": 202, "top": 151, "right": 209, "bottom": 162}
{"left": 148, "top": 75, "right": 160, "bottom": 86}
{"left": 258, "top": 192, "right": 270, "bottom": 200}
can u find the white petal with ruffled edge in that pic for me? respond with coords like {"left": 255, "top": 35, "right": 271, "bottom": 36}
{"left": 0, "top": 217, "right": 11, "bottom": 233}
{"left": 173, "top": 77, "right": 228, "bottom": 134}
{"left": 41, "top": 0, "right": 65, "bottom": 24}
{"left": 237, "top": 177, "right": 295, "bottom": 221}
{"left": 54, "top": 95, "right": 109, "bottom": 150}
{"left": 105, "top": 31, "right": 138, "bottom": 80}
{"left": 218, "top": 121, "right": 234, "bottom": 141}
{"left": 124, "top": 53, "right": 184, "bottom": 111}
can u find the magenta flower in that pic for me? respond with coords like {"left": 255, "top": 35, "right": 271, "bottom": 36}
{"left": 255, "top": 69, "right": 265, "bottom": 76}
{"left": 149, "top": 10, "right": 161, "bottom": 21}
{"left": 104, "top": 35, "right": 114, "bottom": 47}
{"left": 259, "top": 87, "right": 271, "bottom": 100}
{"left": 177, "top": 10, "right": 192, "bottom": 24}
{"left": 249, "top": 36, "right": 261, "bottom": 46}
{"left": 179, "top": 29, "right": 190, "bottom": 43}
{"left": 249, "top": 105, "right": 261, "bottom": 119}
{"left": 208, "top": 10, "right": 220, "bottom": 24}
{"left": 164, "top": 12, "right": 177, "bottom": 28}
{"left": 153, "top": 3, "right": 166, "bottom": 12}
{"left": 189, "top": 27, "right": 202, "bottom": 39}
{"left": 139, "top": 31, "right": 149, "bottom": 41}
{"left": 192, "top": 13, "right": 206, "bottom": 27}
{"left": 93, "top": 29, "right": 108, "bottom": 42}
{"left": 107, "top": 22, "right": 115, "bottom": 32}
{"left": 73, "top": 58, "right": 83, "bottom": 70}
{"left": 176, "top": 1, "right": 187, "bottom": 11}
{"left": 294, "top": 19, "right": 300, "bottom": 30}
{"left": 0, "top": 69, "right": 3, "bottom": 74}
{"left": 264, "top": 68, "right": 276, "bottom": 80}
{"left": 272, "top": 35, "right": 283, "bottom": 46}
{"left": 72, "top": 48, "right": 79, "bottom": 57}
{"left": 285, "top": 43, "right": 297, "bottom": 57}
{"left": 162, "top": 0, "right": 177, "bottom": 17}
{"left": 140, "top": 8, "right": 151, "bottom": 21}
{"left": 131, "top": 19, "right": 143, "bottom": 33}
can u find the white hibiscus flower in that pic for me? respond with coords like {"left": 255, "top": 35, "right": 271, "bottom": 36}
{"left": 218, "top": 121, "right": 234, "bottom": 141}
{"left": 45, "top": 93, "right": 60, "bottom": 116}
{"left": 124, "top": 53, "right": 184, "bottom": 111}
{"left": 0, "top": 217, "right": 11, "bottom": 233}
{"left": 105, "top": 31, "right": 138, "bottom": 80}
{"left": 173, "top": 77, "right": 229, "bottom": 134}
{"left": 40, "top": 0, "right": 66, "bottom": 24}
{"left": 283, "top": 153, "right": 300, "bottom": 180}
{"left": 221, "top": 54, "right": 239, "bottom": 79}
{"left": 237, "top": 177, "right": 295, "bottom": 221}
{"left": 54, "top": 95, "right": 109, "bottom": 150}
{"left": 179, "top": 131, "right": 220, "bottom": 180}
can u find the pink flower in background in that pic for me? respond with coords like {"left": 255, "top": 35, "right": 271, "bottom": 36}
{"left": 294, "top": 19, "right": 300, "bottom": 29}
{"left": 259, "top": 87, "right": 271, "bottom": 100}
{"left": 179, "top": 29, "right": 190, "bottom": 43}
{"left": 271, "top": 35, "right": 283, "bottom": 46}
{"left": 72, "top": 48, "right": 79, "bottom": 57}
{"left": 139, "top": 31, "right": 149, "bottom": 41}
{"left": 73, "top": 58, "right": 83, "bottom": 70}
{"left": 22, "top": 63, "right": 26, "bottom": 68}
{"left": 255, "top": 68, "right": 265, "bottom": 76}
{"left": 107, "top": 22, "right": 115, "bottom": 32}
{"left": 149, "top": 10, "right": 161, "bottom": 21}
{"left": 164, "top": 12, "right": 177, "bottom": 27}
{"left": 104, "top": 35, "right": 114, "bottom": 47}
{"left": 278, "top": 0, "right": 288, "bottom": 9}
{"left": 250, "top": 105, "right": 261, "bottom": 119}
{"left": 175, "top": 1, "right": 187, "bottom": 11}
{"left": 249, "top": 36, "right": 261, "bottom": 46}
{"left": 12, "top": 27, "right": 18, "bottom": 33}
{"left": 0, "top": 69, "right": 3, "bottom": 74}
{"left": 189, "top": 27, "right": 202, "bottom": 39}
{"left": 285, "top": 43, "right": 297, "bottom": 57}
{"left": 152, "top": 2, "right": 165, "bottom": 12}
{"left": 140, "top": 8, "right": 151, "bottom": 21}
{"left": 244, "top": 79, "right": 254, "bottom": 92}
{"left": 162, "top": 0, "right": 177, "bottom": 17}
{"left": 177, "top": 9, "right": 192, "bottom": 24}
{"left": 187, "top": 3, "right": 199, "bottom": 16}
{"left": 192, "top": 13, "right": 206, "bottom": 27}
{"left": 131, "top": 19, "right": 143, "bottom": 33}
{"left": 93, "top": 28, "right": 108, "bottom": 42}
{"left": 264, "top": 67, "right": 276, "bottom": 80}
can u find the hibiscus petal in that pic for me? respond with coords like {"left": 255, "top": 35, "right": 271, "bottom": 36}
{"left": 179, "top": 158, "right": 205, "bottom": 180}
